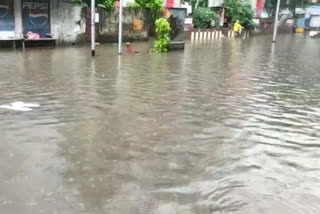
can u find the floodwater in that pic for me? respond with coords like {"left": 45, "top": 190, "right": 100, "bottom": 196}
{"left": 0, "top": 35, "right": 320, "bottom": 214}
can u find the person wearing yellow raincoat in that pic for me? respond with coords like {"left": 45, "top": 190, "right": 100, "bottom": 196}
{"left": 233, "top": 20, "right": 244, "bottom": 37}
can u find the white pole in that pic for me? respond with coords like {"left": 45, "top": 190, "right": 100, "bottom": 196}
{"left": 91, "top": 0, "right": 95, "bottom": 56}
{"left": 118, "top": 0, "right": 123, "bottom": 54}
{"left": 272, "top": 0, "right": 281, "bottom": 42}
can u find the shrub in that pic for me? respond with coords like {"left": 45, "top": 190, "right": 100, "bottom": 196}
{"left": 193, "top": 7, "right": 219, "bottom": 29}
{"left": 153, "top": 18, "right": 171, "bottom": 53}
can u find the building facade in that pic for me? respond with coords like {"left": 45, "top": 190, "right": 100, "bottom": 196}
{"left": 0, "top": 0, "right": 86, "bottom": 44}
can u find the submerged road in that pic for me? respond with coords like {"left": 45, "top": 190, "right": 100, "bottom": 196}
{"left": 0, "top": 35, "right": 320, "bottom": 214}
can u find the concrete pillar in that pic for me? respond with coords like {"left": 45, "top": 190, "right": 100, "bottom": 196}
{"left": 220, "top": 7, "right": 225, "bottom": 27}
{"left": 50, "top": 0, "right": 59, "bottom": 39}
{"left": 14, "top": 0, "right": 23, "bottom": 38}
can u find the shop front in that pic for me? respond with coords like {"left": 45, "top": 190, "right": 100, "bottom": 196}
{"left": 0, "top": 0, "right": 15, "bottom": 38}
{"left": 0, "top": 1, "right": 92, "bottom": 47}
{"left": 22, "top": 0, "right": 51, "bottom": 37}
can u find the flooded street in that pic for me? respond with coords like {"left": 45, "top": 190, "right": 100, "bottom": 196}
{"left": 1, "top": 35, "right": 320, "bottom": 214}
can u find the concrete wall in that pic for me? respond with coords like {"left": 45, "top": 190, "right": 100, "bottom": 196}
{"left": 98, "top": 8, "right": 149, "bottom": 42}
{"left": 51, "top": 2, "right": 87, "bottom": 44}
{"left": 252, "top": 18, "right": 294, "bottom": 35}
{"left": 1, "top": 1, "right": 151, "bottom": 45}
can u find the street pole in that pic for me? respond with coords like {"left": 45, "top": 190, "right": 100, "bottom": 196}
{"left": 272, "top": 0, "right": 281, "bottom": 42}
{"left": 118, "top": 0, "right": 123, "bottom": 55}
{"left": 91, "top": 0, "right": 95, "bottom": 56}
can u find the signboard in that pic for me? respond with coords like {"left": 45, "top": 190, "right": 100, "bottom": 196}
{"left": 0, "top": 0, "right": 14, "bottom": 31}
{"left": 185, "top": 17, "right": 193, "bottom": 25}
{"left": 22, "top": 0, "right": 50, "bottom": 37}
{"left": 286, "top": 19, "right": 294, "bottom": 25}
{"left": 133, "top": 18, "right": 143, "bottom": 31}
{"left": 253, "top": 18, "right": 260, "bottom": 25}
{"left": 310, "top": 16, "right": 320, "bottom": 28}
{"left": 168, "top": 8, "right": 186, "bottom": 42}
{"left": 95, "top": 13, "right": 99, "bottom": 23}
{"left": 208, "top": 0, "right": 223, "bottom": 8}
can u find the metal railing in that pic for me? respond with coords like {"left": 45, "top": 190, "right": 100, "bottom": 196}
{"left": 190, "top": 29, "right": 250, "bottom": 42}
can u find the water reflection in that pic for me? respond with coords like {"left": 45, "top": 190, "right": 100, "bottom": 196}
{"left": 0, "top": 36, "right": 320, "bottom": 214}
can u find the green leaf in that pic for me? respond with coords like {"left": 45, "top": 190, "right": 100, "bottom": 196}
{"left": 153, "top": 18, "right": 171, "bottom": 53}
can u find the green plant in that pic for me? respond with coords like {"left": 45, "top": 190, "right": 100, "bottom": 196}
{"left": 153, "top": 18, "right": 171, "bottom": 53}
{"left": 224, "top": 0, "right": 256, "bottom": 29}
{"left": 101, "top": 0, "right": 117, "bottom": 10}
{"left": 76, "top": 0, "right": 116, "bottom": 10}
{"left": 126, "top": 1, "right": 141, "bottom": 7}
{"left": 193, "top": 7, "right": 218, "bottom": 29}
{"left": 134, "top": 0, "right": 163, "bottom": 13}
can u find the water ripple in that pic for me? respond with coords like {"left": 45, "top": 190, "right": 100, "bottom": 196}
{"left": 1, "top": 36, "right": 320, "bottom": 213}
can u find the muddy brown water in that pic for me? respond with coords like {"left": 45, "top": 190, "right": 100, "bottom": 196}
{"left": 0, "top": 35, "right": 320, "bottom": 214}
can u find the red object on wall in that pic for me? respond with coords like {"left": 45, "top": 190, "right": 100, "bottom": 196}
{"left": 256, "top": 0, "right": 263, "bottom": 16}
{"left": 166, "top": 0, "right": 174, "bottom": 8}
{"left": 163, "top": 7, "right": 167, "bottom": 16}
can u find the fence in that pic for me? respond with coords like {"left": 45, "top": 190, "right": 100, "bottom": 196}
{"left": 190, "top": 29, "right": 250, "bottom": 42}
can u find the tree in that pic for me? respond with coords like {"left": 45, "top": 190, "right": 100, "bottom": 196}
{"left": 134, "top": 0, "right": 163, "bottom": 13}
{"left": 224, "top": 0, "right": 256, "bottom": 29}
{"left": 193, "top": 7, "right": 219, "bottom": 28}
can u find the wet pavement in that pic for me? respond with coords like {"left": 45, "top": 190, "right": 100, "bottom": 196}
{"left": 0, "top": 35, "right": 320, "bottom": 214}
